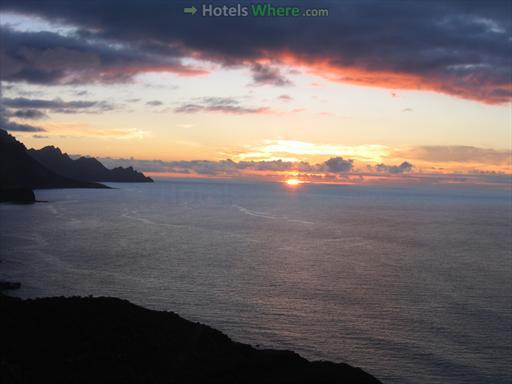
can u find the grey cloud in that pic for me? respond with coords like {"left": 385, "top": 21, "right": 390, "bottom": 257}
{"left": 323, "top": 157, "right": 354, "bottom": 173}
{"left": 0, "top": 26, "right": 200, "bottom": 85}
{"left": 11, "top": 109, "right": 48, "bottom": 120}
{"left": 376, "top": 161, "right": 413, "bottom": 174}
{"left": 2, "top": 97, "right": 115, "bottom": 113}
{"left": 251, "top": 64, "right": 292, "bottom": 87}
{"left": 175, "top": 97, "right": 269, "bottom": 114}
{"left": 95, "top": 157, "right": 355, "bottom": 176}
{"left": 0, "top": 114, "right": 46, "bottom": 132}
{"left": 146, "top": 100, "right": 163, "bottom": 106}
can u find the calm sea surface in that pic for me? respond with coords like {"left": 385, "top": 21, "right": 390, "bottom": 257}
{"left": 1, "top": 181, "right": 511, "bottom": 384}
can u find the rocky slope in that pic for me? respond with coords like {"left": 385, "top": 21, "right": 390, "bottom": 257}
{"left": 0, "top": 129, "right": 107, "bottom": 190}
{"left": 28, "top": 146, "right": 153, "bottom": 182}
{"left": 0, "top": 295, "right": 381, "bottom": 384}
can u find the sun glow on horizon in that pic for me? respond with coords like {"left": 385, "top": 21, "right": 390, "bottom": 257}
{"left": 285, "top": 178, "right": 303, "bottom": 186}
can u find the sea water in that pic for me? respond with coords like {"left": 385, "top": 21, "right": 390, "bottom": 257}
{"left": 1, "top": 181, "right": 511, "bottom": 384}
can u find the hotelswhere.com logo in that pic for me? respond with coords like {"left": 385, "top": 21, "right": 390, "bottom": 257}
{"left": 184, "top": 3, "right": 329, "bottom": 17}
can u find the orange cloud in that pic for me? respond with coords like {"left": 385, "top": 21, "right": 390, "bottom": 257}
{"left": 264, "top": 52, "right": 512, "bottom": 105}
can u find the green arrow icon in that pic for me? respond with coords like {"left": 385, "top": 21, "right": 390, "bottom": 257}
{"left": 184, "top": 6, "right": 197, "bottom": 15}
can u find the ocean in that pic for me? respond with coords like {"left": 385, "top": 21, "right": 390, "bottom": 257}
{"left": 1, "top": 180, "right": 511, "bottom": 384}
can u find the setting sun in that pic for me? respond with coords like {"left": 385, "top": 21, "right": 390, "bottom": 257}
{"left": 285, "top": 179, "right": 303, "bottom": 186}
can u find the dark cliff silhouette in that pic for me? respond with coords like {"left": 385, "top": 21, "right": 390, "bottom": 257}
{"left": 0, "top": 295, "right": 381, "bottom": 384}
{"left": 0, "top": 281, "right": 21, "bottom": 290}
{"left": 28, "top": 146, "right": 153, "bottom": 183}
{"left": 0, "top": 129, "right": 107, "bottom": 197}
{"left": 0, "top": 188, "right": 35, "bottom": 203}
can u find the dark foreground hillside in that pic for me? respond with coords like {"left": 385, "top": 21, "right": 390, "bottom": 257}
{"left": 0, "top": 295, "right": 381, "bottom": 384}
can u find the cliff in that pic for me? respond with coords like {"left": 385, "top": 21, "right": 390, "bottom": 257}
{"left": 28, "top": 146, "right": 153, "bottom": 183}
{"left": 0, "top": 188, "right": 35, "bottom": 203}
{"left": 0, "top": 129, "right": 108, "bottom": 190}
{"left": 0, "top": 295, "right": 381, "bottom": 384}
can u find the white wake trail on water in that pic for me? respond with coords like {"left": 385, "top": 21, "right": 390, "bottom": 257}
{"left": 233, "top": 205, "right": 315, "bottom": 225}
{"left": 233, "top": 205, "right": 277, "bottom": 220}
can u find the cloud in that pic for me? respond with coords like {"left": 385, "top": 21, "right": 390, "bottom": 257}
{"left": 0, "top": 26, "right": 206, "bottom": 86}
{"left": 146, "top": 100, "right": 163, "bottom": 106}
{"left": 32, "top": 134, "right": 48, "bottom": 138}
{"left": 92, "top": 155, "right": 509, "bottom": 187}
{"left": 375, "top": 161, "right": 413, "bottom": 174}
{"left": 94, "top": 156, "right": 355, "bottom": 177}
{"left": 0, "top": 96, "right": 117, "bottom": 133}
{"left": 175, "top": 97, "right": 270, "bottom": 114}
{"left": 0, "top": 1, "right": 510, "bottom": 103}
{"left": 323, "top": 157, "right": 353, "bottom": 173}
{"left": 11, "top": 109, "right": 48, "bottom": 119}
{"left": 251, "top": 64, "right": 292, "bottom": 86}
{"left": 2, "top": 97, "right": 115, "bottom": 113}
{"left": 0, "top": 104, "right": 45, "bottom": 132}
{"left": 236, "top": 159, "right": 315, "bottom": 173}
{"left": 0, "top": 114, "right": 45, "bottom": 132}
{"left": 397, "top": 146, "right": 511, "bottom": 165}
{"left": 235, "top": 140, "right": 389, "bottom": 163}
{"left": 278, "top": 94, "right": 293, "bottom": 102}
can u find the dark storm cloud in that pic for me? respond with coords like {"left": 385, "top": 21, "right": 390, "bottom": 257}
{"left": 375, "top": 161, "right": 413, "bottom": 174}
{"left": 251, "top": 64, "right": 292, "bottom": 86}
{"left": 2, "top": 97, "right": 115, "bottom": 113}
{"left": 0, "top": 26, "right": 203, "bottom": 85}
{"left": 175, "top": 97, "right": 270, "bottom": 114}
{"left": 0, "top": 0, "right": 510, "bottom": 103}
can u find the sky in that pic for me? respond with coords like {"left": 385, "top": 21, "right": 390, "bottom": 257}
{"left": 0, "top": 0, "right": 511, "bottom": 186}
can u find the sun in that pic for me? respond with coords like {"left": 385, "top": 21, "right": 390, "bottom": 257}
{"left": 285, "top": 178, "right": 303, "bottom": 186}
